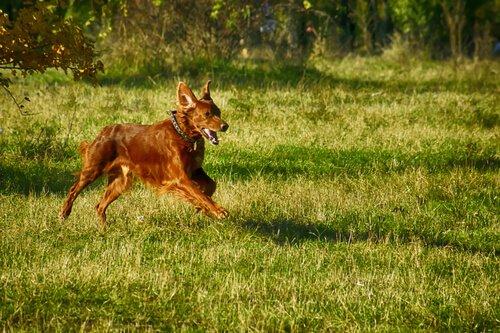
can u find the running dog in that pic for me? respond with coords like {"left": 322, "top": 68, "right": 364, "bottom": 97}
{"left": 59, "top": 81, "right": 229, "bottom": 227}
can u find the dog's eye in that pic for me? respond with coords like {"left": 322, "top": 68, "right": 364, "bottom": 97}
{"left": 205, "top": 111, "right": 210, "bottom": 117}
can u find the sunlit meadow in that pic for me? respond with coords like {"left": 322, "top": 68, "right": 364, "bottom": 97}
{"left": 0, "top": 58, "right": 498, "bottom": 331}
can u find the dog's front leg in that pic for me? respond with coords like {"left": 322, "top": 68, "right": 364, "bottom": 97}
{"left": 191, "top": 168, "right": 216, "bottom": 197}
{"left": 164, "top": 177, "right": 228, "bottom": 219}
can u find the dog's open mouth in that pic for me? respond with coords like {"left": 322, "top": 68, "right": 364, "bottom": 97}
{"left": 202, "top": 128, "right": 219, "bottom": 145}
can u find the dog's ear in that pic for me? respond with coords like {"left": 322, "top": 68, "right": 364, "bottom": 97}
{"left": 177, "top": 82, "right": 197, "bottom": 109}
{"left": 201, "top": 80, "right": 211, "bottom": 100}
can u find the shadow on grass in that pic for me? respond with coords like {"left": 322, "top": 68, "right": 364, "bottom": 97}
{"left": 0, "top": 161, "right": 76, "bottom": 195}
{"left": 241, "top": 218, "right": 498, "bottom": 255}
{"left": 99, "top": 59, "right": 497, "bottom": 94}
{"left": 242, "top": 219, "right": 354, "bottom": 244}
{"left": 1, "top": 144, "right": 497, "bottom": 195}
{"left": 208, "top": 144, "right": 499, "bottom": 180}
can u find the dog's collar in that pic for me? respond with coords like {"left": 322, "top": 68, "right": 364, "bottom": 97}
{"left": 170, "top": 110, "right": 197, "bottom": 144}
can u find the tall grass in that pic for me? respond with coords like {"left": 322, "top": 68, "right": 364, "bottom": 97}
{"left": 0, "top": 58, "right": 498, "bottom": 331}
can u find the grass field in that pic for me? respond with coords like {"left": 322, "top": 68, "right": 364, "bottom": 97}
{"left": 0, "top": 57, "right": 499, "bottom": 331}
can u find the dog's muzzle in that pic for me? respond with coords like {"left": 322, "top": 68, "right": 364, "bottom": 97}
{"left": 202, "top": 122, "right": 228, "bottom": 145}
{"left": 202, "top": 128, "right": 219, "bottom": 145}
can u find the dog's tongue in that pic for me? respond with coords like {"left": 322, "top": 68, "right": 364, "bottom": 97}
{"left": 203, "top": 128, "right": 219, "bottom": 145}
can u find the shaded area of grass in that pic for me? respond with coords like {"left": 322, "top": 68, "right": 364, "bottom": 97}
{"left": 0, "top": 160, "right": 76, "bottom": 195}
{"left": 100, "top": 59, "right": 497, "bottom": 94}
{"left": 241, "top": 216, "right": 498, "bottom": 255}
{"left": 0, "top": 142, "right": 497, "bottom": 195}
{"left": 208, "top": 143, "right": 498, "bottom": 180}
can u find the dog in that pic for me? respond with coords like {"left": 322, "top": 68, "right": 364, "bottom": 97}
{"left": 59, "top": 81, "right": 229, "bottom": 228}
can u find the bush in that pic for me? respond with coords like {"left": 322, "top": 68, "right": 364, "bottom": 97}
{"left": 381, "top": 33, "right": 428, "bottom": 64}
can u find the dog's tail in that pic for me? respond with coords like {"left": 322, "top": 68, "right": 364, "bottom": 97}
{"left": 72, "top": 141, "right": 90, "bottom": 178}
{"left": 78, "top": 141, "right": 89, "bottom": 158}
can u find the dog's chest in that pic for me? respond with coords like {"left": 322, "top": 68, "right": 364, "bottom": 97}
{"left": 192, "top": 145, "right": 204, "bottom": 167}
{"left": 184, "top": 140, "right": 205, "bottom": 172}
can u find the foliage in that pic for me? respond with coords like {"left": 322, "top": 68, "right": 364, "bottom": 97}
{"left": 1, "top": 0, "right": 494, "bottom": 76}
{"left": 0, "top": 3, "right": 103, "bottom": 112}
{"left": 2, "top": 0, "right": 499, "bottom": 66}
{"left": 388, "top": 0, "right": 438, "bottom": 43}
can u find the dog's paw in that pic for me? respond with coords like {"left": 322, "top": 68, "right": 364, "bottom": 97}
{"left": 59, "top": 207, "right": 70, "bottom": 220}
{"left": 213, "top": 206, "right": 229, "bottom": 219}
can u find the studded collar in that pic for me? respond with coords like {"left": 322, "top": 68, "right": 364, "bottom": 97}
{"left": 170, "top": 110, "right": 198, "bottom": 144}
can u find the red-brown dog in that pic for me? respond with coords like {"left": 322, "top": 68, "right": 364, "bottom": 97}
{"left": 60, "top": 81, "right": 229, "bottom": 227}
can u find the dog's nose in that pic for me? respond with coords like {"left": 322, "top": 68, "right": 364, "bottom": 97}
{"left": 221, "top": 123, "right": 229, "bottom": 132}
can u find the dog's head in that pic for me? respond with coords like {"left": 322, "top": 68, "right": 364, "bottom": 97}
{"left": 177, "top": 81, "right": 228, "bottom": 145}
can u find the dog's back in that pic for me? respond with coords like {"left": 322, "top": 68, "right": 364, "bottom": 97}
{"left": 83, "top": 123, "right": 149, "bottom": 171}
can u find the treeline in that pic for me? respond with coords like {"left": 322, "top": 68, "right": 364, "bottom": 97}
{"left": 2, "top": 0, "right": 499, "bottom": 64}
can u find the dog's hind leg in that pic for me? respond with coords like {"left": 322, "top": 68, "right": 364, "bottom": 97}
{"left": 59, "top": 166, "right": 102, "bottom": 220}
{"left": 95, "top": 166, "right": 133, "bottom": 228}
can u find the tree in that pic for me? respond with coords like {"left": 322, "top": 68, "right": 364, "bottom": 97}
{"left": 349, "top": 0, "right": 374, "bottom": 54}
{"left": 440, "top": 0, "right": 466, "bottom": 59}
{"left": 0, "top": 3, "right": 103, "bottom": 113}
{"left": 472, "top": 1, "right": 497, "bottom": 60}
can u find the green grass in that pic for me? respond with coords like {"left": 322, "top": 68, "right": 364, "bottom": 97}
{"left": 0, "top": 57, "right": 499, "bottom": 331}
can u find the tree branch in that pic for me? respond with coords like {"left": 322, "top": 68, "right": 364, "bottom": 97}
{"left": 1, "top": 84, "right": 35, "bottom": 116}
